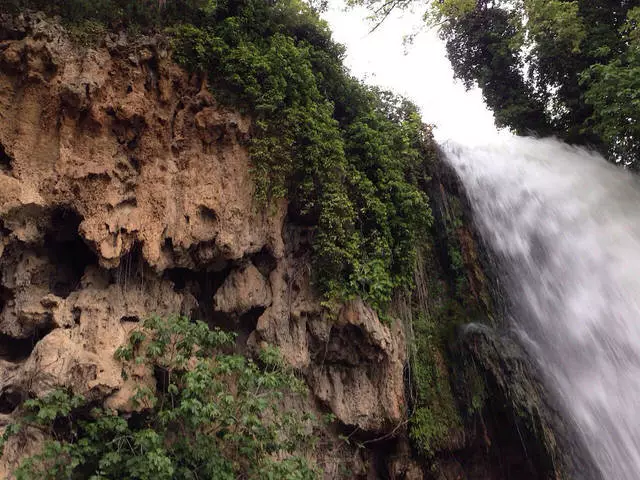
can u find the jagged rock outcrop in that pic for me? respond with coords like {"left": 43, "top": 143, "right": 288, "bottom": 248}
{"left": 0, "top": 12, "right": 586, "bottom": 480}
{"left": 213, "top": 263, "right": 272, "bottom": 315}
{"left": 0, "top": 14, "right": 408, "bottom": 478}
{"left": 308, "top": 299, "right": 405, "bottom": 433}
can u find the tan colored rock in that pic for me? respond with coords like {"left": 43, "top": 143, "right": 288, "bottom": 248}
{"left": 0, "top": 249, "right": 62, "bottom": 338}
{"left": 0, "top": 266, "right": 194, "bottom": 408}
{"left": 0, "top": 18, "right": 286, "bottom": 273}
{"left": 0, "top": 15, "right": 412, "bottom": 477}
{"left": 0, "top": 422, "right": 45, "bottom": 479}
{"left": 336, "top": 299, "right": 394, "bottom": 356}
{"left": 252, "top": 243, "right": 319, "bottom": 369}
{"left": 308, "top": 299, "right": 406, "bottom": 433}
{"left": 0, "top": 286, "right": 53, "bottom": 338}
{"left": 213, "top": 263, "right": 272, "bottom": 315}
{"left": 252, "top": 244, "right": 407, "bottom": 433}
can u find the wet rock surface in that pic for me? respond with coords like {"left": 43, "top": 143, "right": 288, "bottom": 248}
{"left": 450, "top": 324, "right": 601, "bottom": 480}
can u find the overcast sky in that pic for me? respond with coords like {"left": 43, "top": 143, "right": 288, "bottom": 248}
{"left": 322, "top": 1, "right": 503, "bottom": 144}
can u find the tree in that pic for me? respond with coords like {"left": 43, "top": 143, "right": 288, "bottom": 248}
{"left": 581, "top": 7, "right": 640, "bottom": 168}
{"left": 351, "top": 0, "right": 640, "bottom": 167}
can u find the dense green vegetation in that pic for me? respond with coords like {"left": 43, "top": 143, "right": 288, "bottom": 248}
{"left": 351, "top": 0, "right": 640, "bottom": 168}
{"left": 406, "top": 198, "right": 490, "bottom": 457}
{"left": 0, "top": 316, "right": 317, "bottom": 479}
{"left": 408, "top": 308, "right": 463, "bottom": 457}
{"left": 7, "top": 0, "right": 435, "bottom": 313}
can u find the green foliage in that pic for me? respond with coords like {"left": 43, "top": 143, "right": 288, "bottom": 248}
{"left": 405, "top": 232, "right": 491, "bottom": 457}
{"left": 167, "top": 1, "right": 435, "bottom": 312}
{"left": 408, "top": 311, "right": 462, "bottom": 457}
{"left": 3, "top": 0, "right": 212, "bottom": 28}
{"left": 443, "top": 196, "right": 477, "bottom": 305}
{"left": 523, "top": 0, "right": 586, "bottom": 55}
{"left": 6, "top": 315, "right": 318, "bottom": 480}
{"left": 66, "top": 20, "right": 109, "bottom": 46}
{"left": 581, "top": 7, "right": 640, "bottom": 167}
{"left": 436, "top": 0, "right": 552, "bottom": 135}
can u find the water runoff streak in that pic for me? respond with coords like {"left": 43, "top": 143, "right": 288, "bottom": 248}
{"left": 445, "top": 136, "right": 640, "bottom": 479}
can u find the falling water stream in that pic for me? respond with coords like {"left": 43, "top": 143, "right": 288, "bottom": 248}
{"left": 444, "top": 137, "right": 640, "bottom": 479}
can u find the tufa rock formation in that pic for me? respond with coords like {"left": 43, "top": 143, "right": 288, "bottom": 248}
{"left": 0, "top": 12, "right": 587, "bottom": 480}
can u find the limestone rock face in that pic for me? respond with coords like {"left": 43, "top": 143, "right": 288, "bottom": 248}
{"left": 213, "top": 263, "right": 272, "bottom": 315}
{"left": 249, "top": 230, "right": 407, "bottom": 434}
{"left": 308, "top": 299, "right": 405, "bottom": 433}
{"left": 0, "top": 14, "right": 284, "bottom": 274}
{"left": 0, "top": 14, "right": 409, "bottom": 478}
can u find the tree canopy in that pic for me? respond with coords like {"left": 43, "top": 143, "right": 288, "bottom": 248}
{"left": 352, "top": 0, "right": 640, "bottom": 168}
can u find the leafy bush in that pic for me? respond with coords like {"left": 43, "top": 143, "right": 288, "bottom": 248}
{"left": 2, "top": 316, "right": 318, "bottom": 480}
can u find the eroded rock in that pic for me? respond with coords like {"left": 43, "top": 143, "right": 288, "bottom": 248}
{"left": 213, "top": 263, "right": 271, "bottom": 315}
{"left": 308, "top": 299, "right": 406, "bottom": 433}
{"left": 0, "top": 15, "right": 410, "bottom": 479}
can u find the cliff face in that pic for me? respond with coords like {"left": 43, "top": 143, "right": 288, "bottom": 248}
{"left": 0, "top": 12, "right": 580, "bottom": 480}
{"left": 0, "top": 14, "right": 412, "bottom": 477}
{"left": 425, "top": 157, "right": 595, "bottom": 480}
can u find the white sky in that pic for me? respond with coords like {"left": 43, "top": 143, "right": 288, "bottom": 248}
{"left": 322, "top": 1, "right": 503, "bottom": 144}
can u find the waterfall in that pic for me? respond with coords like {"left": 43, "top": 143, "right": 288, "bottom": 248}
{"left": 444, "top": 136, "right": 640, "bottom": 479}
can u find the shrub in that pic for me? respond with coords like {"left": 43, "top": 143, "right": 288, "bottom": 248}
{"left": 2, "top": 316, "right": 318, "bottom": 480}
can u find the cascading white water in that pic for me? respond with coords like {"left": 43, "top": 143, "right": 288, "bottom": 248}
{"left": 444, "top": 136, "right": 640, "bottom": 479}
